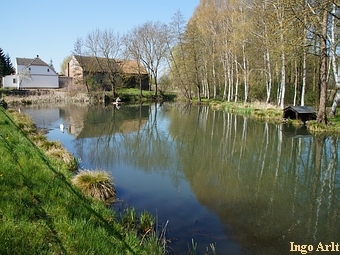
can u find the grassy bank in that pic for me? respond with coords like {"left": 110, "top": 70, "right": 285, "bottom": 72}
{"left": 115, "top": 88, "right": 177, "bottom": 103}
{"left": 0, "top": 107, "right": 165, "bottom": 254}
{"left": 208, "top": 100, "right": 340, "bottom": 133}
{"left": 209, "top": 100, "right": 282, "bottom": 121}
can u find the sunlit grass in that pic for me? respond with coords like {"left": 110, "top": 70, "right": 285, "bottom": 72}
{"left": 8, "top": 110, "right": 78, "bottom": 171}
{"left": 0, "top": 107, "right": 165, "bottom": 254}
{"left": 210, "top": 100, "right": 283, "bottom": 121}
{"left": 307, "top": 119, "right": 340, "bottom": 133}
{"left": 118, "top": 88, "right": 154, "bottom": 96}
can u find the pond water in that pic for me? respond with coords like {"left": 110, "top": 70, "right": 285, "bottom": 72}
{"left": 21, "top": 103, "right": 340, "bottom": 254}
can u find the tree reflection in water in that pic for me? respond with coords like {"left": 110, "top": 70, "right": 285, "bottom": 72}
{"left": 22, "top": 103, "right": 339, "bottom": 254}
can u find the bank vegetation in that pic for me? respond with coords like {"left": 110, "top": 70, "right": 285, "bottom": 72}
{"left": 0, "top": 107, "right": 166, "bottom": 254}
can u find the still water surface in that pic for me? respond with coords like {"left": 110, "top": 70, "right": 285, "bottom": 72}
{"left": 22, "top": 103, "right": 339, "bottom": 254}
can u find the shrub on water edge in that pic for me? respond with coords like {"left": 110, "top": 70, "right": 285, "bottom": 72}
{"left": 72, "top": 170, "right": 116, "bottom": 203}
{"left": 121, "top": 206, "right": 138, "bottom": 230}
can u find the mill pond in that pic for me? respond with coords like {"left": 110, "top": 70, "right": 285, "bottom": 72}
{"left": 21, "top": 103, "right": 339, "bottom": 254}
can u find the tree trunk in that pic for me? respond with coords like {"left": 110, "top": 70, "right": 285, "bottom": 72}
{"left": 265, "top": 49, "right": 272, "bottom": 104}
{"left": 293, "top": 60, "right": 298, "bottom": 106}
{"left": 317, "top": 8, "right": 329, "bottom": 124}
{"left": 228, "top": 55, "right": 233, "bottom": 102}
{"left": 139, "top": 75, "right": 143, "bottom": 98}
{"left": 212, "top": 60, "right": 217, "bottom": 100}
{"left": 154, "top": 74, "right": 158, "bottom": 96}
{"left": 195, "top": 60, "right": 201, "bottom": 103}
{"left": 242, "top": 44, "right": 248, "bottom": 103}
{"left": 329, "top": 3, "right": 339, "bottom": 117}
{"left": 329, "top": 90, "right": 340, "bottom": 117}
{"left": 222, "top": 55, "right": 228, "bottom": 101}
{"left": 234, "top": 58, "right": 239, "bottom": 103}
{"left": 280, "top": 33, "right": 286, "bottom": 109}
{"left": 301, "top": 13, "right": 308, "bottom": 106}
{"left": 301, "top": 45, "right": 307, "bottom": 106}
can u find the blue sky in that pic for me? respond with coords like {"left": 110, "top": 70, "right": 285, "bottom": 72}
{"left": 2, "top": 0, "right": 198, "bottom": 73}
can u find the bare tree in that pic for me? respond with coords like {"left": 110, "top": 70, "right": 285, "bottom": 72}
{"left": 131, "top": 21, "right": 170, "bottom": 97}
{"left": 73, "top": 29, "right": 124, "bottom": 95}
{"left": 85, "top": 29, "right": 124, "bottom": 96}
{"left": 18, "top": 68, "right": 31, "bottom": 89}
{"left": 124, "top": 32, "right": 145, "bottom": 98}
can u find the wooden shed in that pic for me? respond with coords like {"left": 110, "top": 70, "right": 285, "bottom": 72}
{"left": 283, "top": 106, "right": 317, "bottom": 122}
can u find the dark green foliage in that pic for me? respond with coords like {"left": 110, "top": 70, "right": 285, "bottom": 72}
{"left": 120, "top": 207, "right": 156, "bottom": 236}
{"left": 304, "top": 89, "right": 318, "bottom": 106}
{"left": 139, "top": 210, "right": 155, "bottom": 234}
{"left": 0, "top": 48, "right": 15, "bottom": 78}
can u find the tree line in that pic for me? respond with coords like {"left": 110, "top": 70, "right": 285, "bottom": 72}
{"left": 171, "top": 0, "right": 339, "bottom": 124}
{"left": 68, "top": 0, "right": 338, "bottom": 123}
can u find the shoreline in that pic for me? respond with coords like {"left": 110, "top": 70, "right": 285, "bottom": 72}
{"left": 0, "top": 107, "right": 166, "bottom": 254}
{"left": 2, "top": 88, "right": 340, "bottom": 134}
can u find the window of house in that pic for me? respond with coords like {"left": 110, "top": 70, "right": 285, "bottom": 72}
{"left": 29, "top": 67, "right": 31, "bottom": 71}
{"left": 47, "top": 68, "right": 50, "bottom": 72}
{"left": 13, "top": 78, "right": 16, "bottom": 83}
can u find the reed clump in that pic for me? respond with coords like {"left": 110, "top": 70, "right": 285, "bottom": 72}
{"left": 72, "top": 170, "right": 116, "bottom": 203}
{"left": 120, "top": 207, "right": 155, "bottom": 235}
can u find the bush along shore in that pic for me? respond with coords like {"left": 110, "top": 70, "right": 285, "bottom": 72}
{"left": 0, "top": 107, "right": 166, "bottom": 254}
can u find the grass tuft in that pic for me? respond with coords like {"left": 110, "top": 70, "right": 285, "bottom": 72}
{"left": 72, "top": 170, "right": 116, "bottom": 203}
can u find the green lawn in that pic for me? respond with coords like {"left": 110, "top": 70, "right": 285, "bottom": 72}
{"left": 0, "top": 107, "right": 164, "bottom": 255}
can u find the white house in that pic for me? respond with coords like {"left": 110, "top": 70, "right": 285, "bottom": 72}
{"left": 2, "top": 55, "right": 58, "bottom": 89}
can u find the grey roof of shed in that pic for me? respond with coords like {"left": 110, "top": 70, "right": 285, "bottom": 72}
{"left": 283, "top": 106, "right": 316, "bottom": 114}
{"left": 16, "top": 57, "right": 49, "bottom": 67}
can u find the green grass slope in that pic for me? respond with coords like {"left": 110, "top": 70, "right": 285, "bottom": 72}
{"left": 0, "top": 108, "right": 163, "bottom": 255}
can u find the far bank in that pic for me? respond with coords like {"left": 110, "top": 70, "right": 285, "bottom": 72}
{"left": 2, "top": 88, "right": 339, "bottom": 134}
{"left": 0, "top": 88, "right": 177, "bottom": 106}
